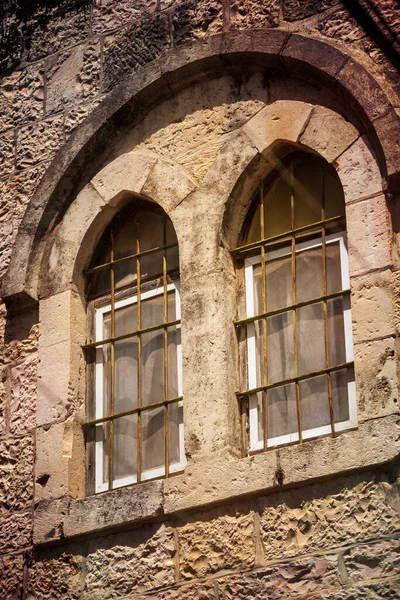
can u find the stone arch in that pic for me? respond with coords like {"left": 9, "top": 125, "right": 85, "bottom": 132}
{"left": 2, "top": 30, "right": 399, "bottom": 307}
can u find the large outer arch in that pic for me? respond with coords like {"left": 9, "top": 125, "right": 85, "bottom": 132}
{"left": 2, "top": 29, "right": 399, "bottom": 305}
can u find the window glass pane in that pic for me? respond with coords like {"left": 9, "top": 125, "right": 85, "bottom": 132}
{"left": 139, "top": 211, "right": 164, "bottom": 251}
{"left": 297, "top": 302, "right": 325, "bottom": 376}
{"left": 247, "top": 320, "right": 264, "bottom": 389}
{"left": 141, "top": 406, "right": 165, "bottom": 475}
{"left": 265, "top": 252, "right": 292, "bottom": 311}
{"left": 141, "top": 294, "right": 164, "bottom": 329}
{"left": 96, "top": 344, "right": 111, "bottom": 418}
{"left": 140, "top": 250, "right": 163, "bottom": 282}
{"left": 293, "top": 160, "right": 322, "bottom": 228}
{"left": 268, "top": 383, "right": 297, "bottom": 440}
{"left": 114, "top": 217, "right": 138, "bottom": 260}
{"left": 252, "top": 264, "right": 263, "bottom": 316}
{"left": 114, "top": 338, "right": 138, "bottom": 413}
{"left": 103, "top": 312, "right": 111, "bottom": 339}
{"left": 115, "top": 303, "right": 137, "bottom": 337}
{"left": 324, "top": 168, "right": 345, "bottom": 219}
{"left": 168, "top": 325, "right": 180, "bottom": 399}
{"left": 267, "top": 311, "right": 294, "bottom": 384}
{"left": 114, "top": 258, "right": 137, "bottom": 290}
{"left": 299, "top": 375, "right": 330, "bottom": 432}
{"left": 167, "top": 246, "right": 179, "bottom": 274}
{"left": 331, "top": 368, "right": 351, "bottom": 423}
{"left": 327, "top": 297, "right": 347, "bottom": 367}
{"left": 296, "top": 243, "right": 323, "bottom": 303}
{"left": 113, "top": 414, "right": 137, "bottom": 483}
{"left": 326, "top": 241, "right": 342, "bottom": 294}
{"left": 247, "top": 204, "right": 261, "bottom": 244}
{"left": 141, "top": 329, "right": 164, "bottom": 406}
{"left": 96, "top": 422, "right": 109, "bottom": 489}
{"left": 89, "top": 267, "right": 110, "bottom": 297}
{"left": 264, "top": 176, "right": 292, "bottom": 238}
{"left": 168, "top": 402, "right": 182, "bottom": 467}
{"left": 250, "top": 392, "right": 264, "bottom": 447}
{"left": 167, "top": 290, "right": 177, "bottom": 323}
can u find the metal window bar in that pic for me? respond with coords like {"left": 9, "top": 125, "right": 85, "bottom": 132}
{"left": 136, "top": 218, "right": 142, "bottom": 484}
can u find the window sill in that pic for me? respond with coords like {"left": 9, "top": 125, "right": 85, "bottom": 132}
{"left": 33, "top": 413, "right": 400, "bottom": 545}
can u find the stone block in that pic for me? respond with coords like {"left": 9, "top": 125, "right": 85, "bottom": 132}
{"left": 343, "top": 539, "right": 400, "bottom": 584}
{"left": 0, "top": 511, "right": 32, "bottom": 554}
{"left": 0, "top": 552, "right": 24, "bottom": 598}
{"left": 16, "top": 115, "right": 64, "bottom": 170}
{"left": 217, "top": 555, "right": 340, "bottom": 599}
{"left": 373, "top": 108, "right": 400, "bottom": 179}
{"left": 45, "top": 41, "right": 101, "bottom": 114}
{"left": 177, "top": 506, "right": 255, "bottom": 579}
{"left": 0, "top": 65, "right": 45, "bottom": 132}
{"left": 336, "top": 137, "right": 383, "bottom": 203}
{"left": 259, "top": 470, "right": 400, "bottom": 560}
{"left": 299, "top": 106, "right": 359, "bottom": 162}
{"left": 346, "top": 194, "right": 391, "bottom": 276}
{"left": 64, "top": 97, "right": 104, "bottom": 137}
{"left": 243, "top": 100, "right": 313, "bottom": 154}
{"left": 0, "top": 368, "right": 7, "bottom": 436}
{"left": 171, "top": 0, "right": 223, "bottom": 45}
{"left": 230, "top": 0, "right": 280, "bottom": 29}
{"left": 103, "top": 14, "right": 170, "bottom": 91}
{"left": 282, "top": 34, "right": 347, "bottom": 79}
{"left": 319, "top": 9, "right": 366, "bottom": 42}
{"left": 313, "top": 579, "right": 400, "bottom": 599}
{"left": 34, "top": 496, "right": 71, "bottom": 545}
{"left": 84, "top": 524, "right": 176, "bottom": 598}
{"left": 27, "top": 546, "right": 84, "bottom": 600}
{"left": 0, "top": 161, "right": 49, "bottom": 227}
{"left": 93, "top": 0, "right": 158, "bottom": 34}
{"left": 351, "top": 270, "right": 394, "bottom": 344}
{"left": 10, "top": 352, "right": 37, "bottom": 435}
{"left": 0, "top": 435, "right": 34, "bottom": 513}
{"left": 136, "top": 582, "right": 217, "bottom": 599}
{"left": 141, "top": 159, "right": 197, "bottom": 212}
{"left": 282, "top": 0, "right": 338, "bottom": 21}
{"left": 39, "top": 290, "right": 86, "bottom": 349}
{"left": 0, "top": 128, "right": 15, "bottom": 177}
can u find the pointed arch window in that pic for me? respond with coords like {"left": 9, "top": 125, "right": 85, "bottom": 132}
{"left": 234, "top": 152, "right": 357, "bottom": 452}
{"left": 84, "top": 200, "right": 185, "bottom": 493}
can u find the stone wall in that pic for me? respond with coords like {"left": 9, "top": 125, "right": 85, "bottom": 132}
{"left": 0, "top": 0, "right": 399, "bottom": 598}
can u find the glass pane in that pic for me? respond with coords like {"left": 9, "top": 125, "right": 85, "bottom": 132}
{"left": 266, "top": 252, "right": 292, "bottom": 311}
{"left": 264, "top": 175, "right": 292, "bottom": 238}
{"left": 141, "top": 294, "right": 164, "bottom": 329}
{"left": 103, "top": 312, "right": 111, "bottom": 339}
{"left": 96, "top": 422, "right": 109, "bottom": 489}
{"left": 253, "top": 264, "right": 263, "bottom": 316}
{"left": 296, "top": 243, "right": 323, "bottom": 303}
{"left": 114, "top": 338, "right": 138, "bottom": 413}
{"left": 139, "top": 210, "right": 164, "bottom": 251}
{"left": 96, "top": 344, "right": 111, "bottom": 418}
{"left": 267, "top": 311, "right": 294, "bottom": 384}
{"left": 250, "top": 392, "right": 264, "bottom": 447}
{"left": 293, "top": 159, "right": 323, "bottom": 228}
{"left": 114, "top": 258, "right": 137, "bottom": 290}
{"left": 331, "top": 368, "right": 351, "bottom": 423}
{"left": 115, "top": 303, "right": 137, "bottom": 337}
{"left": 140, "top": 250, "right": 163, "bottom": 282}
{"left": 141, "top": 329, "right": 164, "bottom": 406}
{"left": 327, "top": 297, "right": 347, "bottom": 367}
{"left": 168, "top": 325, "right": 180, "bottom": 399}
{"left": 247, "top": 319, "right": 264, "bottom": 388}
{"left": 114, "top": 216, "right": 137, "bottom": 260}
{"left": 247, "top": 204, "right": 261, "bottom": 244}
{"left": 299, "top": 375, "right": 330, "bottom": 432}
{"left": 167, "top": 290, "right": 177, "bottom": 323}
{"left": 141, "top": 406, "right": 165, "bottom": 474}
{"left": 168, "top": 402, "right": 182, "bottom": 467}
{"left": 89, "top": 266, "right": 111, "bottom": 297}
{"left": 297, "top": 302, "right": 325, "bottom": 376}
{"left": 324, "top": 167, "right": 345, "bottom": 219}
{"left": 267, "top": 383, "right": 297, "bottom": 440}
{"left": 167, "top": 247, "right": 179, "bottom": 274}
{"left": 112, "top": 414, "right": 137, "bottom": 483}
{"left": 326, "top": 241, "right": 342, "bottom": 294}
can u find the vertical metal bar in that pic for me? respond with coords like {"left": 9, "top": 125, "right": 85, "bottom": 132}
{"left": 291, "top": 164, "right": 302, "bottom": 443}
{"left": 321, "top": 172, "right": 335, "bottom": 435}
{"left": 109, "top": 230, "right": 115, "bottom": 490}
{"left": 136, "top": 219, "right": 142, "bottom": 483}
{"left": 260, "top": 186, "right": 268, "bottom": 451}
{"left": 163, "top": 218, "right": 169, "bottom": 478}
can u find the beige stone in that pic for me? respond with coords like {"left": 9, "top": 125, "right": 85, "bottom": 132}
{"left": 0, "top": 511, "right": 32, "bottom": 554}
{"left": 140, "top": 158, "right": 197, "bottom": 212}
{"left": 351, "top": 270, "right": 395, "bottom": 344}
{"left": 336, "top": 136, "right": 383, "bottom": 202}
{"left": 16, "top": 114, "right": 64, "bottom": 170}
{"left": 0, "top": 435, "right": 34, "bottom": 513}
{"left": 10, "top": 353, "right": 37, "bottom": 435}
{"left": 39, "top": 290, "right": 86, "bottom": 349}
{"left": 27, "top": 545, "right": 84, "bottom": 600}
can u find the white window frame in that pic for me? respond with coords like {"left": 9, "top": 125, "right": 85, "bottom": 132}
{"left": 95, "top": 282, "right": 185, "bottom": 493}
{"left": 245, "top": 232, "right": 357, "bottom": 452}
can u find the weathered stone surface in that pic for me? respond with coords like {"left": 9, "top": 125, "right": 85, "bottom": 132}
{"left": 45, "top": 41, "right": 101, "bottom": 114}
{"left": 171, "top": 0, "right": 223, "bottom": 45}
{"left": 64, "top": 97, "right": 104, "bottom": 137}
{"left": 177, "top": 506, "right": 255, "bottom": 579}
{"left": 373, "top": 109, "right": 400, "bottom": 179}
{"left": 259, "top": 471, "right": 400, "bottom": 560}
{"left": 0, "top": 511, "right": 32, "bottom": 554}
{"left": 138, "top": 581, "right": 217, "bottom": 599}
{"left": 84, "top": 524, "right": 176, "bottom": 598}
{"left": 319, "top": 9, "right": 366, "bottom": 42}
{"left": 0, "top": 552, "right": 24, "bottom": 598}
{"left": 0, "top": 368, "right": 7, "bottom": 436}
{"left": 351, "top": 270, "right": 394, "bottom": 344}
{"left": 217, "top": 555, "right": 340, "bottom": 599}
{"left": 336, "top": 137, "right": 383, "bottom": 203}
{"left": 0, "top": 436, "right": 34, "bottom": 514}
{"left": 343, "top": 539, "right": 400, "bottom": 583}
{"left": 299, "top": 106, "right": 359, "bottom": 162}
{"left": 0, "top": 65, "right": 45, "bottom": 132}
{"left": 93, "top": 0, "right": 158, "bottom": 34}
{"left": 230, "top": 0, "right": 280, "bottom": 29}
{"left": 314, "top": 579, "right": 400, "bottom": 599}
{"left": 16, "top": 115, "right": 64, "bottom": 170}
{"left": 0, "top": 128, "right": 15, "bottom": 177}
{"left": 10, "top": 352, "right": 37, "bottom": 435}
{"left": 282, "top": 0, "right": 338, "bottom": 21}
{"left": 103, "top": 14, "right": 170, "bottom": 91}
{"left": 27, "top": 547, "right": 84, "bottom": 600}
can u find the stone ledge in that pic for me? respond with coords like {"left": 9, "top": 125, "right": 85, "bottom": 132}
{"left": 33, "top": 414, "right": 400, "bottom": 545}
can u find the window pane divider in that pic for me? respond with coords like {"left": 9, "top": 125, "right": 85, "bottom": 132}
{"left": 85, "top": 242, "right": 179, "bottom": 275}
{"left": 83, "top": 319, "right": 181, "bottom": 349}
{"left": 85, "top": 396, "right": 184, "bottom": 427}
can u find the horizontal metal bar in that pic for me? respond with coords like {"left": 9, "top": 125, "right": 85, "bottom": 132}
{"left": 83, "top": 319, "right": 181, "bottom": 349}
{"left": 232, "top": 215, "right": 345, "bottom": 256}
{"left": 85, "top": 242, "right": 178, "bottom": 275}
{"left": 237, "top": 361, "right": 354, "bottom": 397}
{"left": 84, "top": 396, "right": 183, "bottom": 427}
{"left": 234, "top": 289, "right": 350, "bottom": 327}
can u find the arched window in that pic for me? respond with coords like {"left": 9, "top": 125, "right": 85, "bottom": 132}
{"left": 84, "top": 200, "right": 185, "bottom": 493}
{"left": 234, "top": 152, "right": 357, "bottom": 453}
